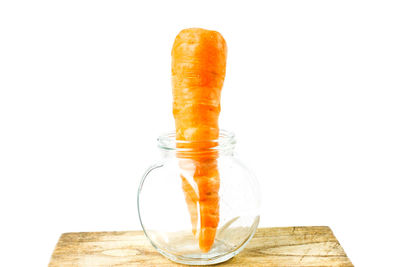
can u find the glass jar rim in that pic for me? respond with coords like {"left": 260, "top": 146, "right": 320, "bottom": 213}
{"left": 157, "top": 129, "right": 236, "bottom": 151}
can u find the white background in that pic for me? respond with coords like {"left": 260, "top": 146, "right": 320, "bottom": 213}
{"left": 1, "top": 1, "right": 399, "bottom": 266}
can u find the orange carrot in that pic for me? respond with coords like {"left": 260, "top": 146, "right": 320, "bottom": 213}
{"left": 172, "top": 28, "right": 227, "bottom": 252}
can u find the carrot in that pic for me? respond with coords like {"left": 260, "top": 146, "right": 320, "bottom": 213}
{"left": 172, "top": 28, "right": 227, "bottom": 252}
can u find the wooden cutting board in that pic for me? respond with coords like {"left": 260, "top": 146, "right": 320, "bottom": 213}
{"left": 49, "top": 226, "right": 353, "bottom": 266}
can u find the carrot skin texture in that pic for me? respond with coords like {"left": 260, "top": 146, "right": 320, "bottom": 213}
{"left": 172, "top": 28, "right": 227, "bottom": 252}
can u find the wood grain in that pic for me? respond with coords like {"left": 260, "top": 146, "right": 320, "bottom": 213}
{"left": 49, "top": 226, "right": 353, "bottom": 267}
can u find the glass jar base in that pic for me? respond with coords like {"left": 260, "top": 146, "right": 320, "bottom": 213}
{"left": 156, "top": 243, "right": 244, "bottom": 265}
{"left": 149, "top": 219, "right": 259, "bottom": 265}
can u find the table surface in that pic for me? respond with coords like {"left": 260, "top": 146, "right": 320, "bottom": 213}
{"left": 49, "top": 226, "right": 353, "bottom": 266}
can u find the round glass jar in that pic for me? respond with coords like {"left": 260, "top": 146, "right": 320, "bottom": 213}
{"left": 137, "top": 130, "right": 261, "bottom": 265}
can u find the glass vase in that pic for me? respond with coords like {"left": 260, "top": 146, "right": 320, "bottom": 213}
{"left": 137, "top": 130, "right": 261, "bottom": 265}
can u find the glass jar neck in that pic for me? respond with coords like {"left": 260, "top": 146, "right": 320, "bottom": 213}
{"left": 157, "top": 130, "right": 236, "bottom": 158}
